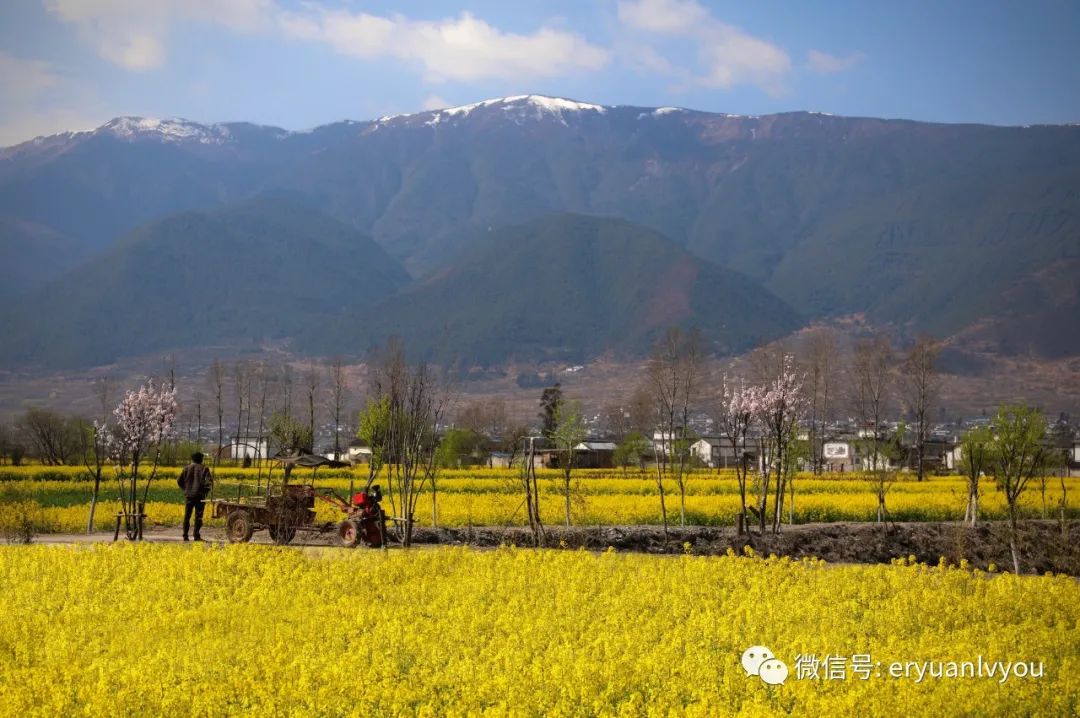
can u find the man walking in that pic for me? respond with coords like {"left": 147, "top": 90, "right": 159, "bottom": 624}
{"left": 178, "top": 452, "right": 213, "bottom": 541}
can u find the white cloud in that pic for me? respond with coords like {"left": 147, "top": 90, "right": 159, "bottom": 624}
{"left": 43, "top": 0, "right": 273, "bottom": 71}
{"left": 421, "top": 95, "right": 450, "bottom": 111}
{"left": 617, "top": 0, "right": 791, "bottom": 95}
{"left": 627, "top": 45, "right": 682, "bottom": 77}
{"left": 0, "top": 108, "right": 109, "bottom": 147}
{"left": 0, "top": 52, "right": 61, "bottom": 101}
{"left": 278, "top": 9, "right": 609, "bottom": 83}
{"left": 0, "top": 53, "right": 110, "bottom": 146}
{"left": 617, "top": 0, "right": 709, "bottom": 34}
{"left": 807, "top": 49, "right": 864, "bottom": 74}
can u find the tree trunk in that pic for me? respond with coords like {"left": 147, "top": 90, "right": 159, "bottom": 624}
{"left": 431, "top": 478, "right": 438, "bottom": 529}
{"left": 916, "top": 424, "right": 925, "bottom": 482}
{"left": 86, "top": 473, "right": 100, "bottom": 534}
{"left": 675, "top": 451, "right": 686, "bottom": 526}
{"left": 1060, "top": 474, "right": 1068, "bottom": 538}
{"left": 737, "top": 463, "right": 747, "bottom": 535}
{"left": 788, "top": 477, "right": 795, "bottom": 525}
{"left": 972, "top": 481, "right": 980, "bottom": 526}
{"left": 876, "top": 480, "right": 885, "bottom": 524}
{"left": 772, "top": 444, "right": 784, "bottom": 534}
{"left": 564, "top": 471, "right": 572, "bottom": 527}
{"left": 654, "top": 460, "right": 668, "bottom": 534}
{"left": 658, "top": 482, "right": 668, "bottom": 534}
{"left": 676, "top": 459, "right": 686, "bottom": 526}
{"left": 772, "top": 477, "right": 783, "bottom": 534}
{"left": 1009, "top": 506, "right": 1021, "bottom": 575}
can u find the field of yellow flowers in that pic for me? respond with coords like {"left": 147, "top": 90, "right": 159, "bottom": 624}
{"left": 0, "top": 543, "right": 1076, "bottom": 716}
{"left": 1, "top": 466, "right": 1078, "bottom": 533}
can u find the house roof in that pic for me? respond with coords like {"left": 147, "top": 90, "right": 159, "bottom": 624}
{"left": 575, "top": 441, "right": 617, "bottom": 451}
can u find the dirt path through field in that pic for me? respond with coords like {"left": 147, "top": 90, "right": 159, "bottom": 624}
{"left": 27, "top": 520, "right": 1080, "bottom": 575}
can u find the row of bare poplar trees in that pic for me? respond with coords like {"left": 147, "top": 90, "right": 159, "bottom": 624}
{"left": 595, "top": 327, "right": 945, "bottom": 533}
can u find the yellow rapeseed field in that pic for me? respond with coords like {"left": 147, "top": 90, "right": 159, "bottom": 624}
{"left": 0, "top": 544, "right": 1076, "bottom": 716}
{"left": 1, "top": 466, "right": 1077, "bottom": 533}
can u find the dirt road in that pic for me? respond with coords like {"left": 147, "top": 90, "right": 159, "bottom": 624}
{"left": 25, "top": 520, "right": 1080, "bottom": 575}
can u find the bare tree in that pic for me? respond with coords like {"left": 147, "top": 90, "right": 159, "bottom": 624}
{"left": 194, "top": 392, "right": 203, "bottom": 451}
{"left": 1047, "top": 422, "right": 1073, "bottom": 537}
{"left": 208, "top": 359, "right": 225, "bottom": 468}
{"left": 647, "top": 327, "right": 703, "bottom": 528}
{"left": 458, "top": 399, "right": 509, "bottom": 465}
{"left": 365, "top": 341, "right": 450, "bottom": 547}
{"left": 82, "top": 377, "right": 112, "bottom": 533}
{"left": 163, "top": 355, "right": 176, "bottom": 391}
{"left": 233, "top": 361, "right": 249, "bottom": 464}
{"left": 601, "top": 388, "right": 655, "bottom": 476}
{"left": 626, "top": 385, "right": 656, "bottom": 438}
{"left": 503, "top": 425, "right": 530, "bottom": 469}
{"left": 329, "top": 357, "right": 348, "bottom": 460}
{"left": 252, "top": 364, "right": 269, "bottom": 475}
{"left": 851, "top": 335, "right": 895, "bottom": 525}
{"left": 304, "top": 361, "right": 320, "bottom": 451}
{"left": 16, "top": 408, "right": 78, "bottom": 465}
{"left": 521, "top": 434, "right": 544, "bottom": 545}
{"left": 600, "top": 402, "right": 632, "bottom": 442}
{"left": 899, "top": 336, "right": 940, "bottom": 481}
{"left": 801, "top": 328, "right": 838, "bottom": 474}
{"left": 748, "top": 342, "right": 791, "bottom": 388}
{"left": 280, "top": 363, "right": 294, "bottom": 421}
{"left": 0, "top": 423, "right": 13, "bottom": 464}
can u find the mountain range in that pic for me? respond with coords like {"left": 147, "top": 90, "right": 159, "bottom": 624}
{"left": 1, "top": 94, "right": 1077, "bottom": 368}
{"left": 299, "top": 212, "right": 802, "bottom": 365}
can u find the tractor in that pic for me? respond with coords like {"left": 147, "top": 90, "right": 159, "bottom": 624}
{"left": 210, "top": 451, "right": 387, "bottom": 548}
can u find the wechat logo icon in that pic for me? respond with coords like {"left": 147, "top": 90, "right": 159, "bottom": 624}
{"left": 742, "top": 645, "right": 789, "bottom": 686}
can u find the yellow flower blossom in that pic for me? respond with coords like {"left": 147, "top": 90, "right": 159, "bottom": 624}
{"left": 0, "top": 545, "right": 1075, "bottom": 716}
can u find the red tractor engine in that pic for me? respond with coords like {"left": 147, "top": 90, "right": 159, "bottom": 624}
{"left": 336, "top": 485, "right": 385, "bottom": 548}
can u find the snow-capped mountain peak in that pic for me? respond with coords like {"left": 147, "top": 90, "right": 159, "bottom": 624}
{"left": 372, "top": 94, "right": 610, "bottom": 129}
{"left": 433, "top": 94, "right": 607, "bottom": 118}
{"left": 101, "top": 116, "right": 232, "bottom": 144}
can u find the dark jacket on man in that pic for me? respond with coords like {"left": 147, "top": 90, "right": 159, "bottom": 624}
{"left": 179, "top": 462, "right": 213, "bottom": 500}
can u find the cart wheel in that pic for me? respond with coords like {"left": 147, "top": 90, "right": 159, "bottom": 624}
{"left": 226, "top": 511, "right": 254, "bottom": 543}
{"left": 268, "top": 524, "right": 296, "bottom": 545}
{"left": 338, "top": 520, "right": 360, "bottom": 548}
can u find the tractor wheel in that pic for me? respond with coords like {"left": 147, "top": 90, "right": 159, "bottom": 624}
{"left": 226, "top": 511, "right": 254, "bottom": 543}
{"left": 268, "top": 524, "right": 296, "bottom": 545}
{"left": 338, "top": 520, "right": 360, "bottom": 547}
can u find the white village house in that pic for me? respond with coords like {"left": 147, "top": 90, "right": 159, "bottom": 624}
{"left": 228, "top": 436, "right": 269, "bottom": 460}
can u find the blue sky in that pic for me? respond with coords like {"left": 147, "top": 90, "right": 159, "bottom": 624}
{"left": 2, "top": 0, "right": 1079, "bottom": 145}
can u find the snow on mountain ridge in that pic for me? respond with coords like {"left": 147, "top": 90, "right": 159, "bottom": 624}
{"left": 375, "top": 95, "right": 610, "bottom": 129}
{"left": 437, "top": 95, "right": 607, "bottom": 118}
{"left": 102, "top": 117, "right": 232, "bottom": 144}
{"left": 2, "top": 116, "right": 297, "bottom": 152}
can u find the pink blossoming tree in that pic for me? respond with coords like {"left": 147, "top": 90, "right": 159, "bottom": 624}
{"left": 748, "top": 356, "right": 805, "bottom": 534}
{"left": 110, "top": 380, "right": 177, "bottom": 540}
{"left": 714, "top": 378, "right": 756, "bottom": 534}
